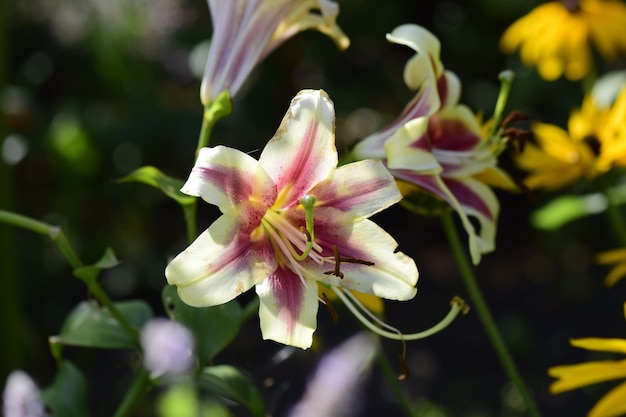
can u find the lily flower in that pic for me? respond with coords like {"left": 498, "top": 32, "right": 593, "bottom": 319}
{"left": 549, "top": 302, "right": 626, "bottom": 417}
{"left": 500, "top": 0, "right": 626, "bottom": 81}
{"left": 351, "top": 24, "right": 515, "bottom": 265}
{"left": 200, "top": 0, "right": 350, "bottom": 106}
{"left": 166, "top": 90, "right": 418, "bottom": 349}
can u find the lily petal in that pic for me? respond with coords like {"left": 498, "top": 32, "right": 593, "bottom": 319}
{"left": 183, "top": 146, "right": 277, "bottom": 213}
{"left": 385, "top": 117, "right": 441, "bottom": 174}
{"left": 166, "top": 203, "right": 277, "bottom": 307}
{"left": 256, "top": 266, "right": 319, "bottom": 349}
{"left": 387, "top": 24, "right": 445, "bottom": 85}
{"left": 310, "top": 159, "right": 401, "bottom": 218}
{"left": 291, "top": 208, "right": 418, "bottom": 300}
{"left": 260, "top": 90, "right": 337, "bottom": 208}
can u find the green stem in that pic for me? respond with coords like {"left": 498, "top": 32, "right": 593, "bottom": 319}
{"left": 488, "top": 70, "right": 515, "bottom": 139}
{"left": 182, "top": 203, "right": 197, "bottom": 245}
{"left": 441, "top": 211, "right": 541, "bottom": 417}
{"left": 0, "top": 210, "right": 139, "bottom": 345}
{"left": 376, "top": 351, "right": 419, "bottom": 417}
{"left": 241, "top": 297, "right": 260, "bottom": 323}
{"left": 112, "top": 366, "right": 151, "bottom": 417}
{"left": 195, "top": 90, "right": 232, "bottom": 154}
{"left": 603, "top": 186, "right": 626, "bottom": 247}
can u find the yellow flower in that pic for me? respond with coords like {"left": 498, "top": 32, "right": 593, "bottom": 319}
{"left": 597, "top": 248, "right": 626, "bottom": 287}
{"left": 549, "top": 303, "right": 626, "bottom": 417}
{"left": 515, "top": 87, "right": 626, "bottom": 190}
{"left": 500, "top": 0, "right": 626, "bottom": 81}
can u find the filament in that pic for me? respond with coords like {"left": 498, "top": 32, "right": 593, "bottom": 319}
{"left": 332, "top": 286, "right": 466, "bottom": 341}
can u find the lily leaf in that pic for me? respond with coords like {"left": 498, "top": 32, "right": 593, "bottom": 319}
{"left": 49, "top": 300, "right": 152, "bottom": 356}
{"left": 162, "top": 286, "right": 241, "bottom": 366}
{"left": 118, "top": 166, "right": 195, "bottom": 205}
{"left": 41, "top": 361, "right": 90, "bottom": 417}
{"left": 199, "top": 365, "right": 265, "bottom": 417}
{"left": 73, "top": 247, "right": 119, "bottom": 284}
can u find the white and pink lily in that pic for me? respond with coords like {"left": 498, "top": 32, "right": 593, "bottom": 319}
{"left": 352, "top": 24, "right": 514, "bottom": 265}
{"left": 166, "top": 90, "right": 418, "bottom": 349}
{"left": 200, "top": 0, "right": 350, "bottom": 106}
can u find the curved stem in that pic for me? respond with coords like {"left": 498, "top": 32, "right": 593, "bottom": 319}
{"left": 441, "top": 210, "right": 541, "bottom": 417}
{"left": 376, "top": 351, "right": 419, "bottom": 417}
{"left": 0, "top": 210, "right": 140, "bottom": 345}
{"left": 112, "top": 367, "right": 151, "bottom": 417}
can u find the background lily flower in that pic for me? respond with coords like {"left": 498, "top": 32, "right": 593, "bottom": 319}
{"left": 500, "top": 0, "right": 626, "bottom": 81}
{"left": 549, "top": 302, "right": 626, "bottom": 417}
{"left": 352, "top": 24, "right": 514, "bottom": 265}
{"left": 516, "top": 87, "right": 626, "bottom": 190}
{"left": 166, "top": 90, "right": 418, "bottom": 349}
{"left": 200, "top": 0, "right": 350, "bottom": 106}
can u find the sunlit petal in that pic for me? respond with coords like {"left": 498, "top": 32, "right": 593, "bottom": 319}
{"left": 256, "top": 266, "right": 319, "bottom": 349}
{"left": 589, "top": 380, "right": 626, "bottom": 417}
{"left": 260, "top": 90, "right": 337, "bottom": 208}
{"left": 549, "top": 360, "right": 626, "bottom": 393}
{"left": 310, "top": 159, "right": 401, "bottom": 218}
{"left": 183, "top": 146, "right": 277, "bottom": 213}
{"left": 166, "top": 203, "right": 276, "bottom": 307}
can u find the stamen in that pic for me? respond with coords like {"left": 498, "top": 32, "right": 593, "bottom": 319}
{"left": 324, "top": 245, "right": 375, "bottom": 278}
{"left": 332, "top": 287, "right": 467, "bottom": 341}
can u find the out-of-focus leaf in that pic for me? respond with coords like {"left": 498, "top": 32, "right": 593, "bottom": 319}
{"left": 49, "top": 300, "right": 152, "bottom": 355}
{"left": 531, "top": 193, "right": 607, "bottom": 230}
{"left": 118, "top": 166, "right": 195, "bottom": 205}
{"left": 162, "top": 286, "right": 241, "bottom": 366}
{"left": 41, "top": 361, "right": 90, "bottom": 417}
{"left": 73, "top": 247, "right": 119, "bottom": 284}
{"left": 157, "top": 384, "right": 198, "bottom": 417}
{"left": 199, "top": 365, "right": 265, "bottom": 417}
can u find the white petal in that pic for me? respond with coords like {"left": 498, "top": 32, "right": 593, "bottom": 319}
{"left": 165, "top": 204, "right": 277, "bottom": 307}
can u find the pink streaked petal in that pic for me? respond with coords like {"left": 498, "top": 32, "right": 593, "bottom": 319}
{"left": 259, "top": 90, "right": 337, "bottom": 208}
{"left": 183, "top": 146, "right": 276, "bottom": 213}
{"left": 445, "top": 178, "right": 499, "bottom": 254}
{"left": 202, "top": 0, "right": 287, "bottom": 102}
{"left": 165, "top": 202, "right": 277, "bottom": 307}
{"left": 391, "top": 169, "right": 483, "bottom": 264}
{"left": 429, "top": 105, "right": 483, "bottom": 151}
{"left": 308, "top": 160, "right": 401, "bottom": 218}
{"left": 353, "top": 85, "right": 441, "bottom": 160}
{"left": 289, "top": 208, "right": 418, "bottom": 300}
{"left": 385, "top": 118, "right": 441, "bottom": 174}
{"left": 256, "top": 267, "right": 319, "bottom": 349}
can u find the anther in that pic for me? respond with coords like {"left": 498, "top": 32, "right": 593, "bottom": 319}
{"left": 500, "top": 110, "right": 528, "bottom": 129}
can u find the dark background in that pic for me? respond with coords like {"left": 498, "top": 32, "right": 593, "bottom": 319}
{"left": 2, "top": 0, "right": 626, "bottom": 415}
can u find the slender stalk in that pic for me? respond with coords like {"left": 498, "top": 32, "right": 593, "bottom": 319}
{"left": 112, "top": 367, "right": 151, "bottom": 417}
{"left": 603, "top": 186, "right": 626, "bottom": 247}
{"left": 441, "top": 211, "right": 541, "bottom": 417}
{"left": 241, "top": 297, "right": 260, "bottom": 323}
{"left": 182, "top": 203, "right": 197, "bottom": 245}
{"left": 376, "top": 351, "right": 419, "bottom": 417}
{"left": 0, "top": 210, "right": 139, "bottom": 345}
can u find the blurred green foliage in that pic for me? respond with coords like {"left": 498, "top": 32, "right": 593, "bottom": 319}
{"left": 2, "top": 0, "right": 626, "bottom": 416}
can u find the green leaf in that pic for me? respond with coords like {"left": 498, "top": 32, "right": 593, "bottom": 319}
{"left": 49, "top": 300, "right": 153, "bottom": 353}
{"left": 531, "top": 193, "right": 607, "bottom": 230}
{"left": 42, "top": 361, "right": 90, "bottom": 417}
{"left": 199, "top": 365, "right": 265, "bottom": 417}
{"left": 118, "top": 166, "right": 195, "bottom": 205}
{"left": 162, "top": 286, "right": 241, "bottom": 366}
{"left": 73, "top": 247, "right": 119, "bottom": 284}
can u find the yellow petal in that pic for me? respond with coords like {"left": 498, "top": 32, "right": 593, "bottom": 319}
{"left": 549, "top": 360, "right": 626, "bottom": 393}
{"left": 571, "top": 337, "right": 626, "bottom": 354}
{"left": 589, "top": 380, "right": 626, "bottom": 417}
{"left": 596, "top": 248, "right": 626, "bottom": 264}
